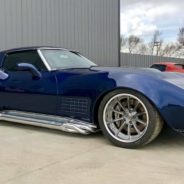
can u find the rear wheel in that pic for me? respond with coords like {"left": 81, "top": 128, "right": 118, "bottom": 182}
{"left": 98, "top": 89, "right": 163, "bottom": 148}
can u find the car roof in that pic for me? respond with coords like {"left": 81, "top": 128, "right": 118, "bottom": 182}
{"left": 0, "top": 46, "right": 68, "bottom": 54}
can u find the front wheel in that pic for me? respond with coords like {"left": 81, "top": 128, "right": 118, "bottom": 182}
{"left": 98, "top": 89, "right": 163, "bottom": 148}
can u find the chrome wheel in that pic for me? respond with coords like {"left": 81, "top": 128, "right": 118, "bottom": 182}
{"left": 103, "top": 94, "right": 149, "bottom": 143}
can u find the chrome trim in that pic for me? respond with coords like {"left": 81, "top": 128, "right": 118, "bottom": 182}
{"left": 37, "top": 50, "right": 52, "bottom": 71}
{"left": 0, "top": 110, "right": 97, "bottom": 135}
{"left": 39, "top": 47, "right": 68, "bottom": 51}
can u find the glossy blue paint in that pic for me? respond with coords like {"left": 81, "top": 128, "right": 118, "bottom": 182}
{"left": 0, "top": 47, "right": 184, "bottom": 132}
{"left": 0, "top": 71, "right": 58, "bottom": 114}
{"left": 54, "top": 67, "right": 184, "bottom": 130}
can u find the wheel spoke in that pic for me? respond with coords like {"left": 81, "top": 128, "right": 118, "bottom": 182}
{"left": 117, "top": 100, "right": 126, "bottom": 112}
{"left": 106, "top": 121, "right": 113, "bottom": 125}
{"left": 113, "top": 118, "right": 124, "bottom": 122}
{"left": 113, "top": 110, "right": 124, "bottom": 115}
{"left": 115, "top": 122, "right": 126, "bottom": 136}
{"left": 127, "top": 124, "right": 131, "bottom": 139}
{"left": 136, "top": 112, "right": 146, "bottom": 116}
{"left": 127, "top": 96, "right": 130, "bottom": 110}
{"left": 137, "top": 119, "right": 147, "bottom": 126}
{"left": 134, "top": 101, "right": 140, "bottom": 111}
{"left": 132, "top": 122, "right": 141, "bottom": 135}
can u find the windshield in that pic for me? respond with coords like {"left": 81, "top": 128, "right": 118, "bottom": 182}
{"left": 40, "top": 49, "right": 97, "bottom": 70}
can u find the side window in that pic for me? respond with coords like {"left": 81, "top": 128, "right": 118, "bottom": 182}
{"left": 3, "top": 51, "right": 47, "bottom": 72}
{"left": 151, "top": 64, "right": 166, "bottom": 71}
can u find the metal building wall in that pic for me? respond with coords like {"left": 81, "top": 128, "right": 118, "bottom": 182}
{"left": 0, "top": 0, "right": 120, "bottom": 66}
{"left": 121, "top": 53, "right": 184, "bottom": 67}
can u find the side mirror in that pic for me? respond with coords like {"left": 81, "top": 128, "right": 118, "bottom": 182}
{"left": 0, "top": 70, "right": 8, "bottom": 80}
{"left": 17, "top": 63, "right": 42, "bottom": 79}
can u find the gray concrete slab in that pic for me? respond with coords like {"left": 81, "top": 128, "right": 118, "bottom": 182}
{"left": 0, "top": 121, "right": 184, "bottom": 184}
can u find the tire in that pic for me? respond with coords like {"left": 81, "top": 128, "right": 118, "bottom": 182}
{"left": 98, "top": 89, "right": 163, "bottom": 149}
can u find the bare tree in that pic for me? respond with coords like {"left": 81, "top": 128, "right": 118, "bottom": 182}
{"left": 178, "top": 27, "right": 184, "bottom": 46}
{"left": 121, "top": 28, "right": 184, "bottom": 58}
{"left": 136, "top": 43, "right": 148, "bottom": 55}
{"left": 127, "top": 35, "right": 141, "bottom": 54}
{"left": 169, "top": 44, "right": 183, "bottom": 58}
{"left": 160, "top": 44, "right": 176, "bottom": 57}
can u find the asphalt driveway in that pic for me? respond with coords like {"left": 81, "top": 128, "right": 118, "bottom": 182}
{"left": 0, "top": 121, "right": 184, "bottom": 184}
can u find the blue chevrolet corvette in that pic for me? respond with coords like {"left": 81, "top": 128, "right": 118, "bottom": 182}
{"left": 0, "top": 46, "right": 184, "bottom": 148}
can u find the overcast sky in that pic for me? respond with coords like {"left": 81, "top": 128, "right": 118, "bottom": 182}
{"left": 121, "top": 0, "right": 184, "bottom": 43}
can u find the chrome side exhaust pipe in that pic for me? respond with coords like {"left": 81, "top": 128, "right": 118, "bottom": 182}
{"left": 0, "top": 110, "right": 97, "bottom": 135}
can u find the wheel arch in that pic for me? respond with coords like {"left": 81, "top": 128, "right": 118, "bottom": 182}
{"left": 92, "top": 87, "right": 166, "bottom": 127}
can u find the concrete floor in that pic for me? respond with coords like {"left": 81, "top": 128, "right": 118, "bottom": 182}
{"left": 0, "top": 122, "right": 184, "bottom": 184}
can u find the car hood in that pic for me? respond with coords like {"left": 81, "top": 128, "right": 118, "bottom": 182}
{"left": 91, "top": 66, "right": 161, "bottom": 76}
{"left": 91, "top": 66, "right": 184, "bottom": 88}
{"left": 55, "top": 66, "right": 184, "bottom": 89}
{"left": 91, "top": 66, "right": 184, "bottom": 78}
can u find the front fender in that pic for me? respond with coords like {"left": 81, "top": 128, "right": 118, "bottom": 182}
{"left": 96, "top": 72, "right": 184, "bottom": 130}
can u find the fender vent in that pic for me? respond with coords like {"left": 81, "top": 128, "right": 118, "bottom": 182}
{"left": 58, "top": 97, "right": 91, "bottom": 116}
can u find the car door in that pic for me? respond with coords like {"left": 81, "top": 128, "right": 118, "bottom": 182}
{"left": 0, "top": 50, "right": 58, "bottom": 115}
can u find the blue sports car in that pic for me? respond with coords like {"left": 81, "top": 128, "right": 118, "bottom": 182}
{"left": 0, "top": 47, "right": 184, "bottom": 148}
